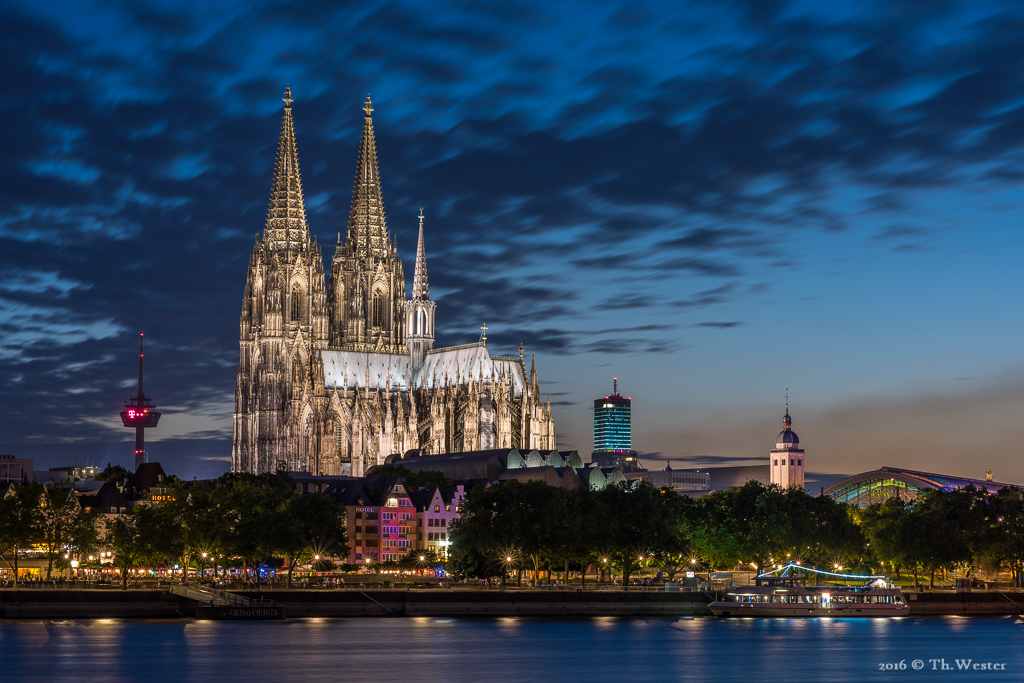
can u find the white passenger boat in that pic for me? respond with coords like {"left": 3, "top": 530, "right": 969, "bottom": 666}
{"left": 709, "top": 564, "right": 909, "bottom": 618}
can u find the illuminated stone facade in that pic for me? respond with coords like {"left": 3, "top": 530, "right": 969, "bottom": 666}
{"left": 769, "top": 404, "right": 805, "bottom": 489}
{"left": 232, "top": 90, "right": 556, "bottom": 477}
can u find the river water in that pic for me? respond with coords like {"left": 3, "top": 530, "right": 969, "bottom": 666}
{"left": 1, "top": 616, "right": 1022, "bottom": 682}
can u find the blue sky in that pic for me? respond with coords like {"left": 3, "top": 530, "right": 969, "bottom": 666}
{"left": 2, "top": 0, "right": 1023, "bottom": 487}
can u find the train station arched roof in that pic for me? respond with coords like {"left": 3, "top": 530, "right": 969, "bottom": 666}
{"left": 823, "top": 466, "right": 1014, "bottom": 508}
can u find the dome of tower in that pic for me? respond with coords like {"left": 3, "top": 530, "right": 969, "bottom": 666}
{"left": 776, "top": 429, "right": 800, "bottom": 447}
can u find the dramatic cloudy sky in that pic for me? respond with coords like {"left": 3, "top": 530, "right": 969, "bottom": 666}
{"left": 3, "top": 0, "right": 1024, "bottom": 487}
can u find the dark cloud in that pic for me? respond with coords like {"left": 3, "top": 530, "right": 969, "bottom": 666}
{"left": 670, "top": 284, "right": 738, "bottom": 308}
{"left": 695, "top": 321, "right": 743, "bottom": 329}
{"left": 4, "top": 0, "right": 1024, "bottom": 476}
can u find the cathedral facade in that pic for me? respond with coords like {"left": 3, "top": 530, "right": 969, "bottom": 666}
{"left": 231, "top": 89, "right": 556, "bottom": 477}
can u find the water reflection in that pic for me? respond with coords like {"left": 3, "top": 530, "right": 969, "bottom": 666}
{"left": 0, "top": 617, "right": 1020, "bottom": 682}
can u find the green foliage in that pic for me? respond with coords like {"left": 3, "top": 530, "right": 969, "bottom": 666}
{"left": 106, "top": 504, "right": 171, "bottom": 588}
{"left": 683, "top": 481, "right": 864, "bottom": 575}
{"left": 598, "top": 482, "right": 688, "bottom": 585}
{"left": 450, "top": 480, "right": 690, "bottom": 584}
{"left": 860, "top": 485, "right": 1008, "bottom": 585}
{"left": 985, "top": 487, "right": 1024, "bottom": 586}
{"left": 166, "top": 479, "right": 224, "bottom": 575}
{"left": 0, "top": 483, "right": 44, "bottom": 580}
{"left": 279, "top": 491, "right": 348, "bottom": 586}
{"left": 39, "top": 482, "right": 99, "bottom": 579}
{"left": 94, "top": 463, "right": 131, "bottom": 482}
{"left": 219, "top": 473, "right": 296, "bottom": 578}
{"left": 4, "top": 473, "right": 351, "bottom": 585}
{"left": 366, "top": 464, "right": 449, "bottom": 490}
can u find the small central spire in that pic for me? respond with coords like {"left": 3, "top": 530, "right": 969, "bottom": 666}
{"left": 412, "top": 207, "right": 430, "bottom": 300}
{"left": 283, "top": 85, "right": 293, "bottom": 109}
{"left": 363, "top": 94, "right": 374, "bottom": 117}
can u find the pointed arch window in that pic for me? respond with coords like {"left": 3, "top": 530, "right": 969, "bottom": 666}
{"left": 372, "top": 289, "right": 388, "bottom": 329}
{"left": 291, "top": 285, "right": 303, "bottom": 323}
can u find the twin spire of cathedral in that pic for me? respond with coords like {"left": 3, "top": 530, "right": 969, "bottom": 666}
{"left": 263, "top": 87, "right": 431, "bottom": 287}
{"left": 346, "top": 94, "right": 392, "bottom": 260}
{"left": 263, "top": 86, "right": 309, "bottom": 251}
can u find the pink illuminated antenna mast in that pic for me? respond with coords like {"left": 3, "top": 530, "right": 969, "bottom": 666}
{"left": 119, "top": 333, "right": 161, "bottom": 470}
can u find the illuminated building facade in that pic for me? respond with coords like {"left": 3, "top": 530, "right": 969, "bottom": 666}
{"left": 232, "top": 90, "right": 555, "bottom": 477}
{"left": 411, "top": 485, "right": 466, "bottom": 559}
{"left": 769, "top": 403, "right": 804, "bottom": 489}
{"left": 329, "top": 477, "right": 460, "bottom": 563}
{"left": 591, "top": 377, "right": 638, "bottom": 469}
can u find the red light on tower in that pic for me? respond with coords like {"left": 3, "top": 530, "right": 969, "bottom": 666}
{"left": 119, "top": 333, "right": 161, "bottom": 470}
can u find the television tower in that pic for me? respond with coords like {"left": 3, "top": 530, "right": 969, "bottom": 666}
{"left": 119, "top": 333, "right": 161, "bottom": 470}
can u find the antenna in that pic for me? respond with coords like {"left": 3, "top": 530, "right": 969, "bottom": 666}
{"left": 613, "top": 376, "right": 618, "bottom": 395}
{"left": 120, "top": 333, "right": 161, "bottom": 471}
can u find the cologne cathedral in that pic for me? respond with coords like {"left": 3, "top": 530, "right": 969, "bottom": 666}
{"left": 231, "top": 89, "right": 556, "bottom": 477}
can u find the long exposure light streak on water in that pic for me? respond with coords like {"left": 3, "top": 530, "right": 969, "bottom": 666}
{"left": 1, "top": 616, "right": 1022, "bottom": 682}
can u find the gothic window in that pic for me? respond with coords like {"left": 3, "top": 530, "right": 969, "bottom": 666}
{"left": 290, "top": 286, "right": 302, "bottom": 323}
{"left": 372, "top": 289, "right": 388, "bottom": 328}
{"left": 336, "top": 423, "right": 351, "bottom": 463}
{"left": 253, "top": 285, "right": 263, "bottom": 321}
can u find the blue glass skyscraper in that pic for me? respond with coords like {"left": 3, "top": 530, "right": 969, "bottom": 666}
{"left": 591, "top": 377, "right": 639, "bottom": 470}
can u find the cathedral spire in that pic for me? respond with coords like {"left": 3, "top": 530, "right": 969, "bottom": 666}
{"left": 412, "top": 208, "right": 430, "bottom": 301}
{"left": 346, "top": 94, "right": 390, "bottom": 258}
{"left": 263, "top": 86, "right": 309, "bottom": 250}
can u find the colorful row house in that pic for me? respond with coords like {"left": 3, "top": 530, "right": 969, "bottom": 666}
{"left": 327, "top": 476, "right": 465, "bottom": 564}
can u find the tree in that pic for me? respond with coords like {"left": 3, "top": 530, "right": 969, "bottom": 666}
{"left": 685, "top": 488, "right": 749, "bottom": 570}
{"left": 0, "top": 484, "right": 44, "bottom": 582}
{"left": 94, "top": 463, "right": 131, "bottom": 483}
{"left": 686, "top": 481, "right": 795, "bottom": 574}
{"left": 280, "top": 492, "right": 348, "bottom": 587}
{"left": 986, "top": 487, "right": 1024, "bottom": 586}
{"left": 220, "top": 473, "right": 295, "bottom": 581}
{"left": 449, "top": 481, "right": 556, "bottom": 583}
{"left": 860, "top": 499, "right": 911, "bottom": 577}
{"left": 167, "top": 481, "right": 226, "bottom": 581}
{"left": 790, "top": 490, "right": 863, "bottom": 577}
{"left": 38, "top": 482, "right": 98, "bottom": 579}
{"left": 914, "top": 486, "right": 986, "bottom": 583}
{"left": 106, "top": 504, "right": 167, "bottom": 588}
{"left": 596, "top": 482, "right": 683, "bottom": 587}
{"left": 365, "top": 464, "right": 449, "bottom": 490}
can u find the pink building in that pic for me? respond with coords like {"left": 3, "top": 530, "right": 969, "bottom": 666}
{"left": 413, "top": 485, "right": 465, "bottom": 558}
{"left": 0, "top": 454, "right": 32, "bottom": 484}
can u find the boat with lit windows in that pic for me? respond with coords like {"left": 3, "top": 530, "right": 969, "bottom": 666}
{"left": 709, "top": 564, "right": 909, "bottom": 618}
